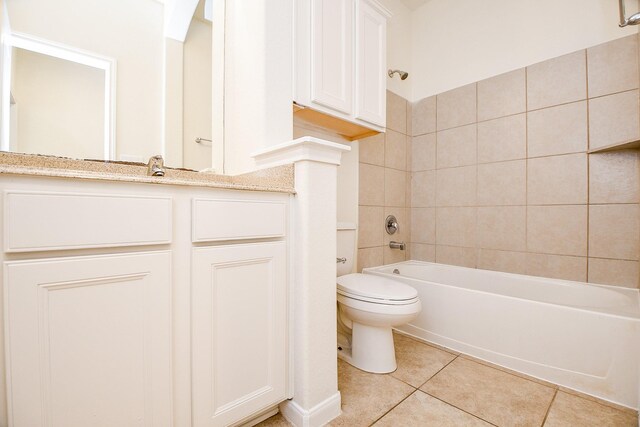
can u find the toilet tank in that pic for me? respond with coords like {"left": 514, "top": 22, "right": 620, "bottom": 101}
{"left": 337, "top": 222, "right": 357, "bottom": 276}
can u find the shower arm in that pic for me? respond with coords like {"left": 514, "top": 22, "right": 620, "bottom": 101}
{"left": 618, "top": 0, "right": 640, "bottom": 27}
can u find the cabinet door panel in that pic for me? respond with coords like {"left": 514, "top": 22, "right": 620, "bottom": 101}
{"left": 4, "top": 252, "right": 172, "bottom": 427}
{"left": 311, "top": 0, "right": 353, "bottom": 114}
{"left": 356, "top": 0, "right": 387, "bottom": 126}
{"left": 192, "top": 242, "right": 287, "bottom": 427}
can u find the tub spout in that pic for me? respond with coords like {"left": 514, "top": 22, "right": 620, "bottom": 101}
{"left": 389, "top": 241, "right": 405, "bottom": 250}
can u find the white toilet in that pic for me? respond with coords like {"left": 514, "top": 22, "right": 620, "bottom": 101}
{"left": 336, "top": 224, "right": 422, "bottom": 374}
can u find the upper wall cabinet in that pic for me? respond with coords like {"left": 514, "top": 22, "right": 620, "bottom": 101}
{"left": 295, "top": 0, "right": 391, "bottom": 133}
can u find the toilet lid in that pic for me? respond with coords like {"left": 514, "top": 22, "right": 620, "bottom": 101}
{"left": 337, "top": 273, "right": 418, "bottom": 302}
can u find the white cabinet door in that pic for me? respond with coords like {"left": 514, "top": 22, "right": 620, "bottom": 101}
{"left": 311, "top": 0, "right": 354, "bottom": 115}
{"left": 192, "top": 242, "right": 287, "bottom": 427}
{"left": 355, "top": 0, "right": 387, "bottom": 127}
{"left": 4, "top": 251, "right": 172, "bottom": 427}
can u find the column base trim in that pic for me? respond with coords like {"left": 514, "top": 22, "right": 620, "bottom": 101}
{"left": 279, "top": 392, "right": 342, "bottom": 427}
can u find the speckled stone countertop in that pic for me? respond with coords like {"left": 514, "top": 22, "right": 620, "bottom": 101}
{"left": 0, "top": 152, "right": 295, "bottom": 193}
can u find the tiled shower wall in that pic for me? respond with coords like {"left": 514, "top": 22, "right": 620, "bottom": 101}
{"left": 357, "top": 91, "right": 412, "bottom": 269}
{"left": 359, "top": 34, "right": 640, "bottom": 289}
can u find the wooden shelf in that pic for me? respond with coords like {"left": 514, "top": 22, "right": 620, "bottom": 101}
{"left": 292, "top": 103, "right": 380, "bottom": 141}
{"left": 588, "top": 138, "right": 640, "bottom": 154}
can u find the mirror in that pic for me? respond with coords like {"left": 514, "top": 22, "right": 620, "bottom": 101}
{"left": 1, "top": 0, "right": 213, "bottom": 170}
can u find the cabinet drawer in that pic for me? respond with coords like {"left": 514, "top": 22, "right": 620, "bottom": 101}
{"left": 4, "top": 191, "right": 172, "bottom": 252}
{"left": 192, "top": 198, "right": 286, "bottom": 242}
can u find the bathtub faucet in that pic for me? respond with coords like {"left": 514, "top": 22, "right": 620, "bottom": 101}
{"left": 389, "top": 241, "right": 405, "bottom": 250}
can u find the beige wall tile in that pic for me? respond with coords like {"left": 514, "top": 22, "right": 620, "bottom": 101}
{"left": 589, "top": 204, "right": 640, "bottom": 260}
{"left": 589, "top": 89, "right": 640, "bottom": 150}
{"left": 412, "top": 134, "right": 436, "bottom": 172}
{"left": 406, "top": 137, "right": 412, "bottom": 174}
{"left": 588, "top": 258, "right": 639, "bottom": 288}
{"left": 477, "top": 249, "right": 527, "bottom": 275}
{"left": 527, "top": 101, "right": 588, "bottom": 157}
{"left": 526, "top": 253, "right": 587, "bottom": 282}
{"left": 436, "top": 245, "right": 477, "bottom": 268}
{"left": 385, "top": 169, "right": 407, "bottom": 207}
{"left": 477, "top": 206, "right": 526, "bottom": 251}
{"left": 587, "top": 34, "right": 639, "bottom": 98}
{"left": 527, "top": 154, "right": 588, "bottom": 205}
{"left": 590, "top": 150, "right": 640, "bottom": 204}
{"left": 527, "top": 205, "right": 588, "bottom": 256}
{"left": 437, "top": 83, "right": 477, "bottom": 131}
{"left": 412, "top": 207, "right": 436, "bottom": 244}
{"left": 385, "top": 130, "right": 407, "bottom": 170}
{"left": 359, "top": 163, "right": 384, "bottom": 205}
{"left": 387, "top": 90, "right": 407, "bottom": 134}
{"left": 357, "top": 246, "right": 384, "bottom": 272}
{"left": 477, "top": 160, "right": 526, "bottom": 206}
{"left": 384, "top": 245, "right": 407, "bottom": 264}
{"left": 412, "top": 96, "right": 437, "bottom": 136}
{"left": 411, "top": 171, "right": 436, "bottom": 207}
{"left": 437, "top": 124, "right": 477, "bottom": 169}
{"left": 527, "top": 50, "right": 587, "bottom": 110}
{"left": 409, "top": 243, "right": 436, "bottom": 262}
{"left": 358, "top": 206, "right": 384, "bottom": 248}
{"left": 359, "top": 132, "right": 384, "bottom": 166}
{"left": 477, "top": 68, "right": 526, "bottom": 121}
{"left": 384, "top": 207, "right": 409, "bottom": 247}
{"left": 477, "top": 114, "right": 526, "bottom": 163}
{"left": 436, "top": 207, "right": 477, "bottom": 247}
{"left": 436, "top": 166, "right": 477, "bottom": 207}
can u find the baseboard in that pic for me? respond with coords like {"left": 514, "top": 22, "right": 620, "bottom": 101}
{"left": 280, "top": 392, "right": 341, "bottom": 427}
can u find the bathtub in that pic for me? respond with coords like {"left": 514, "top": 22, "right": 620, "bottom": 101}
{"left": 363, "top": 260, "right": 640, "bottom": 409}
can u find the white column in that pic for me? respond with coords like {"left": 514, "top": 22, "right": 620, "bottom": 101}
{"left": 254, "top": 137, "right": 350, "bottom": 427}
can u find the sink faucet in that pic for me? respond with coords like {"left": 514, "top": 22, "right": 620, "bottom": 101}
{"left": 147, "top": 155, "right": 165, "bottom": 176}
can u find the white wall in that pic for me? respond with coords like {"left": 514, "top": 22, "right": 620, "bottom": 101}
{"left": 183, "top": 18, "right": 212, "bottom": 171}
{"left": 380, "top": 0, "right": 413, "bottom": 100}
{"left": 409, "top": 0, "right": 639, "bottom": 101}
{"left": 6, "top": 0, "right": 164, "bottom": 161}
{"left": 13, "top": 49, "right": 104, "bottom": 159}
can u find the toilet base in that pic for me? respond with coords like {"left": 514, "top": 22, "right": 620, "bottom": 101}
{"left": 339, "top": 323, "right": 397, "bottom": 373}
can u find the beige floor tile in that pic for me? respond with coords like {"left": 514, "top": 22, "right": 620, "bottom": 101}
{"left": 255, "top": 412, "right": 293, "bottom": 427}
{"left": 329, "top": 359, "right": 414, "bottom": 427}
{"left": 421, "top": 357, "right": 555, "bottom": 427}
{"left": 374, "top": 390, "right": 491, "bottom": 427}
{"left": 544, "top": 391, "right": 637, "bottom": 427}
{"left": 390, "top": 333, "right": 457, "bottom": 388}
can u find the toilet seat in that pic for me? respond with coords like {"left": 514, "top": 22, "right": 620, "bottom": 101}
{"left": 337, "top": 273, "right": 418, "bottom": 305}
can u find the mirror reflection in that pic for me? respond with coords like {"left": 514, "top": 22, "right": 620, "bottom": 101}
{"left": 1, "top": 0, "right": 213, "bottom": 170}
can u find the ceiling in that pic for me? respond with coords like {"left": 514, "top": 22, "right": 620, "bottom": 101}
{"left": 399, "top": 0, "right": 428, "bottom": 11}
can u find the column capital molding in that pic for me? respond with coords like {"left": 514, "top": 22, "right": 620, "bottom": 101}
{"left": 252, "top": 137, "right": 351, "bottom": 169}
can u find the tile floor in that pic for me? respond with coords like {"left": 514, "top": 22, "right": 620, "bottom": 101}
{"left": 257, "top": 332, "right": 638, "bottom": 427}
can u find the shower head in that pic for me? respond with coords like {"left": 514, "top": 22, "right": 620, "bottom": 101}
{"left": 619, "top": 0, "right": 640, "bottom": 26}
{"left": 622, "top": 11, "right": 640, "bottom": 26}
{"left": 388, "top": 69, "right": 409, "bottom": 80}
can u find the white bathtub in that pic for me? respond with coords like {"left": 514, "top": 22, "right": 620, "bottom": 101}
{"left": 363, "top": 261, "right": 640, "bottom": 409}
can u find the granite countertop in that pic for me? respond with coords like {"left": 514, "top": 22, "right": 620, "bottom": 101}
{"left": 0, "top": 152, "right": 295, "bottom": 194}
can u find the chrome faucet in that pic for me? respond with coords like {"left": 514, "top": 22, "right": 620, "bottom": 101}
{"left": 147, "top": 155, "right": 165, "bottom": 177}
{"left": 389, "top": 241, "right": 405, "bottom": 250}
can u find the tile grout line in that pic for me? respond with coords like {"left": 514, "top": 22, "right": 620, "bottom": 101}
{"left": 434, "top": 94, "right": 439, "bottom": 262}
{"left": 421, "top": 390, "right": 500, "bottom": 427}
{"left": 525, "top": 64, "right": 530, "bottom": 261}
{"left": 366, "top": 390, "right": 416, "bottom": 426}
{"left": 475, "top": 82, "right": 480, "bottom": 267}
{"left": 585, "top": 47, "right": 591, "bottom": 283}
{"left": 416, "top": 353, "right": 460, "bottom": 389}
{"left": 540, "top": 388, "right": 559, "bottom": 426}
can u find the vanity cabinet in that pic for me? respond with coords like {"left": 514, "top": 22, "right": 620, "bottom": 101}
{"left": 192, "top": 242, "right": 287, "bottom": 426}
{"left": 4, "top": 252, "right": 172, "bottom": 427}
{"left": 294, "top": 0, "right": 391, "bottom": 131}
{"left": 0, "top": 177, "right": 292, "bottom": 427}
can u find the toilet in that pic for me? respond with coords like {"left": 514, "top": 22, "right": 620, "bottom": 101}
{"left": 336, "top": 223, "right": 422, "bottom": 374}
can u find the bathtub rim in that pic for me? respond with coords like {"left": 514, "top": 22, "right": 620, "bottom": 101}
{"left": 363, "top": 260, "right": 640, "bottom": 322}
